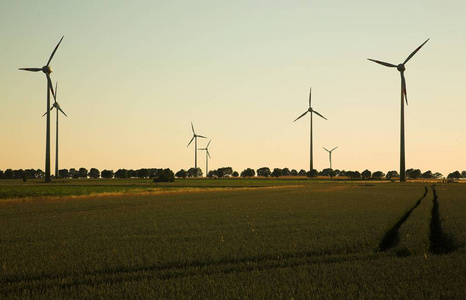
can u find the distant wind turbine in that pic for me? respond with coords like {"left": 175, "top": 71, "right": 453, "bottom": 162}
{"left": 186, "top": 122, "right": 206, "bottom": 170}
{"left": 368, "top": 38, "right": 429, "bottom": 182}
{"left": 199, "top": 139, "right": 212, "bottom": 177}
{"left": 19, "top": 36, "right": 64, "bottom": 183}
{"left": 323, "top": 146, "right": 338, "bottom": 170}
{"left": 43, "top": 82, "right": 67, "bottom": 178}
{"left": 294, "top": 87, "right": 327, "bottom": 172}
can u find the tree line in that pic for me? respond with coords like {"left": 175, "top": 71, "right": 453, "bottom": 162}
{"left": 236, "top": 168, "right": 462, "bottom": 180}
{"left": 1, "top": 167, "right": 465, "bottom": 181}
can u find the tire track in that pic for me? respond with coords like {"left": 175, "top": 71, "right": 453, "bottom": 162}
{"left": 429, "top": 185, "right": 457, "bottom": 254}
{"left": 378, "top": 187, "right": 428, "bottom": 251}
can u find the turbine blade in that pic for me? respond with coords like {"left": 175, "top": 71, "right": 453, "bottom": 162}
{"left": 293, "top": 111, "right": 308, "bottom": 122}
{"left": 367, "top": 58, "right": 397, "bottom": 68}
{"left": 312, "top": 110, "right": 327, "bottom": 120}
{"left": 187, "top": 136, "right": 195, "bottom": 147}
{"left": 331, "top": 146, "right": 338, "bottom": 152}
{"left": 403, "top": 38, "right": 430, "bottom": 65}
{"left": 323, "top": 147, "right": 329, "bottom": 152}
{"left": 46, "top": 74, "right": 55, "bottom": 99}
{"left": 46, "top": 36, "right": 64, "bottom": 66}
{"left": 58, "top": 107, "right": 67, "bottom": 117}
{"left": 42, "top": 106, "right": 54, "bottom": 117}
{"left": 207, "top": 139, "right": 212, "bottom": 148}
{"left": 18, "top": 68, "right": 42, "bottom": 72}
{"left": 308, "top": 87, "right": 312, "bottom": 107}
{"left": 401, "top": 72, "right": 408, "bottom": 105}
{"left": 207, "top": 150, "right": 211, "bottom": 158}
{"left": 197, "top": 135, "right": 207, "bottom": 139}
{"left": 191, "top": 122, "right": 195, "bottom": 134}
{"left": 54, "top": 82, "right": 58, "bottom": 103}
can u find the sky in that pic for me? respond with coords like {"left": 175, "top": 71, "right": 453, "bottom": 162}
{"left": 1, "top": 0, "right": 465, "bottom": 176}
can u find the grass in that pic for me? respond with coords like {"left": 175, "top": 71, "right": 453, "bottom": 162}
{"left": 1, "top": 179, "right": 465, "bottom": 299}
{"left": 0, "top": 177, "right": 303, "bottom": 200}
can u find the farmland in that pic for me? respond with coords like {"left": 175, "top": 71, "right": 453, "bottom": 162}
{"left": 1, "top": 179, "right": 465, "bottom": 299}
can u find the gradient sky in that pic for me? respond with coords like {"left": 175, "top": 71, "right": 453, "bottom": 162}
{"left": 1, "top": 1, "right": 465, "bottom": 176}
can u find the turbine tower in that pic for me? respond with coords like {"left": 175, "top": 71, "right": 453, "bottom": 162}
{"left": 199, "top": 139, "right": 212, "bottom": 177}
{"left": 323, "top": 146, "right": 338, "bottom": 170}
{"left": 368, "top": 38, "right": 429, "bottom": 182}
{"left": 294, "top": 87, "right": 327, "bottom": 172}
{"left": 19, "top": 36, "right": 64, "bottom": 182}
{"left": 186, "top": 122, "right": 206, "bottom": 171}
{"left": 43, "top": 82, "right": 67, "bottom": 178}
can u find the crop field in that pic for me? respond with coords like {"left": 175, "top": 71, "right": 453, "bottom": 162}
{"left": 1, "top": 179, "right": 465, "bottom": 299}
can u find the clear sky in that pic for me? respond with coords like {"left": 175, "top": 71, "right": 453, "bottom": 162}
{"left": 1, "top": 1, "right": 465, "bottom": 176}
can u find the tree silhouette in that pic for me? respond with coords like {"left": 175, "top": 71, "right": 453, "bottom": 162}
{"left": 115, "top": 169, "right": 128, "bottom": 179}
{"left": 187, "top": 167, "right": 202, "bottom": 178}
{"left": 241, "top": 168, "right": 255, "bottom": 178}
{"left": 386, "top": 170, "right": 399, "bottom": 180}
{"left": 372, "top": 171, "right": 385, "bottom": 179}
{"left": 306, "top": 169, "right": 319, "bottom": 178}
{"left": 361, "top": 169, "right": 372, "bottom": 180}
{"left": 257, "top": 167, "right": 271, "bottom": 177}
{"left": 89, "top": 168, "right": 100, "bottom": 179}
{"left": 271, "top": 168, "right": 282, "bottom": 178}
{"left": 406, "top": 168, "right": 421, "bottom": 179}
{"left": 447, "top": 171, "right": 461, "bottom": 179}
{"left": 153, "top": 168, "right": 175, "bottom": 182}
{"left": 101, "top": 170, "right": 114, "bottom": 178}
{"left": 78, "top": 168, "right": 88, "bottom": 179}
{"left": 175, "top": 169, "right": 187, "bottom": 179}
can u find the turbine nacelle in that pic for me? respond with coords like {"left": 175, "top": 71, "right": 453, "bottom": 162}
{"left": 187, "top": 122, "right": 206, "bottom": 147}
{"left": 42, "top": 66, "right": 52, "bottom": 74}
{"left": 293, "top": 87, "right": 328, "bottom": 122}
{"left": 397, "top": 64, "right": 405, "bottom": 72}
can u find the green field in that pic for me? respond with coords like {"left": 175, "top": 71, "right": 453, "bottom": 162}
{"left": 1, "top": 179, "right": 465, "bottom": 299}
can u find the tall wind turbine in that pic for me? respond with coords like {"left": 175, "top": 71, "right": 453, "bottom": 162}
{"left": 323, "top": 146, "right": 338, "bottom": 170}
{"left": 294, "top": 87, "right": 327, "bottom": 172}
{"left": 186, "top": 122, "right": 206, "bottom": 170}
{"left": 43, "top": 82, "right": 67, "bottom": 178}
{"left": 19, "top": 36, "right": 64, "bottom": 182}
{"left": 368, "top": 38, "right": 429, "bottom": 182}
{"left": 199, "top": 139, "right": 212, "bottom": 177}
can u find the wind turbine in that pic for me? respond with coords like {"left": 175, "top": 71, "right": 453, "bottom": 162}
{"left": 368, "top": 38, "right": 429, "bottom": 182}
{"left": 323, "top": 146, "right": 338, "bottom": 170}
{"left": 294, "top": 87, "right": 327, "bottom": 172}
{"left": 199, "top": 139, "right": 212, "bottom": 177}
{"left": 186, "top": 122, "right": 206, "bottom": 171}
{"left": 43, "top": 82, "right": 67, "bottom": 178}
{"left": 19, "top": 36, "right": 64, "bottom": 182}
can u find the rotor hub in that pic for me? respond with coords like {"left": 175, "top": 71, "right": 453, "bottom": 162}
{"left": 397, "top": 64, "right": 405, "bottom": 72}
{"left": 42, "top": 66, "right": 52, "bottom": 74}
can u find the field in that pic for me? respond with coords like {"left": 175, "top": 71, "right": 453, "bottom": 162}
{"left": 1, "top": 179, "right": 465, "bottom": 299}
